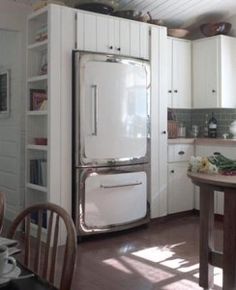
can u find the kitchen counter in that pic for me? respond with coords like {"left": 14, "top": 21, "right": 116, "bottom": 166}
{"left": 168, "top": 138, "right": 236, "bottom": 146}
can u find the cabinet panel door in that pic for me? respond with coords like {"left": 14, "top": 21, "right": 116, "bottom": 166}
{"left": 140, "top": 23, "right": 149, "bottom": 60}
{"left": 172, "top": 39, "right": 191, "bottom": 108}
{"left": 96, "top": 15, "right": 109, "bottom": 53}
{"left": 168, "top": 163, "right": 194, "bottom": 214}
{"left": 167, "top": 38, "right": 173, "bottom": 107}
{"left": 119, "top": 20, "right": 130, "bottom": 56}
{"left": 206, "top": 38, "right": 219, "bottom": 106}
{"left": 193, "top": 38, "right": 218, "bottom": 108}
{"left": 113, "top": 18, "right": 120, "bottom": 53}
{"left": 77, "top": 11, "right": 84, "bottom": 50}
{"left": 83, "top": 13, "right": 97, "bottom": 52}
{"left": 130, "top": 22, "right": 140, "bottom": 58}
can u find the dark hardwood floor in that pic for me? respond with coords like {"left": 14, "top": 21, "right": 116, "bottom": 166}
{"left": 71, "top": 214, "right": 223, "bottom": 290}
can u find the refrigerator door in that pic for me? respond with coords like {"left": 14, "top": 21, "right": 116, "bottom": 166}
{"left": 73, "top": 164, "right": 150, "bottom": 236}
{"left": 73, "top": 52, "right": 150, "bottom": 167}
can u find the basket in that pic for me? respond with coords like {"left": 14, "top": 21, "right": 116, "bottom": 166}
{"left": 168, "top": 121, "right": 178, "bottom": 138}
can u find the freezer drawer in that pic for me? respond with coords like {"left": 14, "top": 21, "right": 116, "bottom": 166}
{"left": 73, "top": 165, "right": 150, "bottom": 236}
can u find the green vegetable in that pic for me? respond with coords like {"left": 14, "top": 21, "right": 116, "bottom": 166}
{"left": 208, "top": 153, "right": 236, "bottom": 173}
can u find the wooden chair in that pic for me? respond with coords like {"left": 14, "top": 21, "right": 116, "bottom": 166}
{"left": 0, "top": 192, "right": 5, "bottom": 234}
{"left": 7, "top": 203, "right": 77, "bottom": 290}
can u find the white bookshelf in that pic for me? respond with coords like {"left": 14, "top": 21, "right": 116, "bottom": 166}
{"left": 25, "top": 4, "right": 75, "bottom": 243}
{"left": 26, "top": 7, "right": 48, "bottom": 213}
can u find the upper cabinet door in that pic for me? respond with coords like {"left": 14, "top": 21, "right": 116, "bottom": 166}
{"left": 140, "top": 23, "right": 150, "bottom": 59}
{"left": 119, "top": 19, "right": 130, "bottom": 56}
{"left": 130, "top": 22, "right": 140, "bottom": 58}
{"left": 193, "top": 37, "right": 219, "bottom": 108}
{"left": 76, "top": 11, "right": 150, "bottom": 59}
{"left": 96, "top": 15, "right": 110, "bottom": 53}
{"left": 167, "top": 38, "right": 173, "bottom": 108}
{"left": 172, "top": 39, "right": 191, "bottom": 108}
{"left": 77, "top": 12, "right": 97, "bottom": 51}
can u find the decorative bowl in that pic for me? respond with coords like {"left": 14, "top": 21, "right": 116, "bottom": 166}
{"left": 200, "top": 22, "right": 231, "bottom": 37}
{"left": 167, "top": 28, "right": 189, "bottom": 38}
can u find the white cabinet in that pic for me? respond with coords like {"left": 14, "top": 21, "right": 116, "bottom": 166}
{"left": 77, "top": 10, "right": 150, "bottom": 59}
{"left": 195, "top": 145, "right": 236, "bottom": 214}
{"left": 168, "top": 163, "right": 194, "bottom": 214}
{"left": 193, "top": 35, "right": 236, "bottom": 108}
{"left": 167, "top": 37, "right": 191, "bottom": 108}
{"left": 167, "top": 144, "right": 194, "bottom": 214}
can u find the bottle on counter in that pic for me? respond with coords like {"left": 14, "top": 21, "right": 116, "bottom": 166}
{"left": 208, "top": 112, "right": 217, "bottom": 138}
{"left": 203, "top": 114, "right": 209, "bottom": 137}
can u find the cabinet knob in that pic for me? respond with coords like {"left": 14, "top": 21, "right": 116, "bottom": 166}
{"left": 178, "top": 151, "right": 185, "bottom": 155}
{"left": 117, "top": 47, "right": 121, "bottom": 51}
{"left": 171, "top": 170, "right": 175, "bottom": 173}
{"left": 168, "top": 90, "right": 172, "bottom": 93}
{"left": 212, "top": 89, "right": 216, "bottom": 93}
{"left": 162, "top": 130, "right": 167, "bottom": 134}
{"left": 109, "top": 46, "right": 113, "bottom": 50}
{"left": 174, "top": 90, "right": 178, "bottom": 93}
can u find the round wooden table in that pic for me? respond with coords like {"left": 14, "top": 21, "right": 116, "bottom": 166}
{"left": 188, "top": 172, "right": 236, "bottom": 290}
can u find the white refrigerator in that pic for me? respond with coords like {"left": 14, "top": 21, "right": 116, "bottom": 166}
{"left": 72, "top": 51, "right": 150, "bottom": 237}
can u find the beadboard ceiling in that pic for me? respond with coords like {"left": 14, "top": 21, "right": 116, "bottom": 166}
{"left": 11, "top": 0, "right": 236, "bottom": 28}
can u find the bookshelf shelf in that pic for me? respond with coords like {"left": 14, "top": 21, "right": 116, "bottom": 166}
{"left": 27, "top": 110, "right": 47, "bottom": 116}
{"left": 26, "top": 183, "right": 47, "bottom": 193}
{"left": 27, "top": 144, "right": 48, "bottom": 151}
{"left": 27, "top": 75, "right": 48, "bottom": 83}
{"left": 28, "top": 40, "right": 48, "bottom": 51}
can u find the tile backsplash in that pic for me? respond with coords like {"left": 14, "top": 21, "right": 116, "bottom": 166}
{"left": 172, "top": 108, "right": 236, "bottom": 138}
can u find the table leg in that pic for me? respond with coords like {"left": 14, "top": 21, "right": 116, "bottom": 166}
{"left": 223, "top": 188, "right": 236, "bottom": 290}
{"left": 199, "top": 185, "right": 214, "bottom": 289}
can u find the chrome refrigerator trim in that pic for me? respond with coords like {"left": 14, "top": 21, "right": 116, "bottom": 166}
{"left": 73, "top": 51, "right": 151, "bottom": 168}
{"left": 74, "top": 164, "right": 150, "bottom": 236}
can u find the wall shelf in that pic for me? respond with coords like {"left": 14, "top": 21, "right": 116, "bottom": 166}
{"left": 27, "top": 110, "right": 47, "bottom": 116}
{"left": 26, "top": 183, "right": 47, "bottom": 193}
{"left": 28, "top": 75, "right": 48, "bottom": 83}
{"left": 28, "top": 40, "right": 48, "bottom": 51}
{"left": 27, "top": 144, "right": 48, "bottom": 151}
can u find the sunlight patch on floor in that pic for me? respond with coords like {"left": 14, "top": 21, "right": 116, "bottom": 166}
{"left": 132, "top": 246, "right": 175, "bottom": 263}
{"left": 160, "top": 258, "right": 188, "bottom": 269}
{"left": 193, "top": 267, "right": 222, "bottom": 288}
{"left": 178, "top": 263, "right": 199, "bottom": 273}
{"left": 103, "top": 258, "right": 132, "bottom": 274}
{"left": 120, "top": 256, "right": 175, "bottom": 283}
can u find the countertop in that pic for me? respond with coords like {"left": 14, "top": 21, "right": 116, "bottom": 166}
{"left": 168, "top": 138, "right": 236, "bottom": 146}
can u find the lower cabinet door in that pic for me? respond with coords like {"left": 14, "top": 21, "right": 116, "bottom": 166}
{"left": 167, "top": 162, "right": 194, "bottom": 214}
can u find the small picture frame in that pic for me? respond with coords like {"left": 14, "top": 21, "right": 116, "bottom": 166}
{"left": 30, "top": 89, "right": 47, "bottom": 111}
{"left": 0, "top": 70, "right": 10, "bottom": 118}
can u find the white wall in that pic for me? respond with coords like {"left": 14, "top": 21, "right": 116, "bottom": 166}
{"left": 0, "top": 0, "right": 31, "bottom": 220}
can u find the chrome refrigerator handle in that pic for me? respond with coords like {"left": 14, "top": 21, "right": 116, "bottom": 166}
{"left": 91, "top": 85, "right": 98, "bottom": 136}
{"left": 100, "top": 181, "right": 142, "bottom": 189}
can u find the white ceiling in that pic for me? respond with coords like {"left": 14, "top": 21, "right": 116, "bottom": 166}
{"left": 11, "top": 0, "right": 236, "bottom": 28}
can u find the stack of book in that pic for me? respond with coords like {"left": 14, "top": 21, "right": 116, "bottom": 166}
{"left": 30, "top": 159, "right": 47, "bottom": 186}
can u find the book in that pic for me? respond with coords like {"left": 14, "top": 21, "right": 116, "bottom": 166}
{"left": 30, "top": 89, "right": 47, "bottom": 111}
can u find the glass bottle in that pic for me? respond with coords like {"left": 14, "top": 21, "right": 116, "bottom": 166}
{"left": 208, "top": 112, "right": 217, "bottom": 138}
{"left": 203, "top": 114, "right": 209, "bottom": 137}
